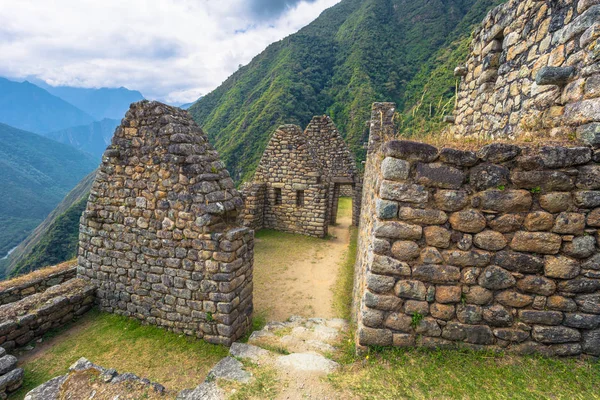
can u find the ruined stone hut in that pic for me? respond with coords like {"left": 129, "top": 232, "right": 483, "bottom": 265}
{"left": 77, "top": 101, "right": 253, "bottom": 345}
{"left": 239, "top": 117, "right": 361, "bottom": 237}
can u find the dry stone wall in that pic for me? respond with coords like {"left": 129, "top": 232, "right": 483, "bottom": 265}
{"left": 244, "top": 124, "right": 329, "bottom": 237}
{"left": 355, "top": 102, "right": 600, "bottom": 356}
{"left": 0, "top": 265, "right": 76, "bottom": 306}
{"left": 450, "top": 0, "right": 600, "bottom": 142}
{"left": 78, "top": 101, "right": 253, "bottom": 346}
{"left": 0, "top": 279, "right": 95, "bottom": 352}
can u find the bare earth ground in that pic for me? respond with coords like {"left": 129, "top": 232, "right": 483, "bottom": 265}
{"left": 253, "top": 202, "right": 352, "bottom": 321}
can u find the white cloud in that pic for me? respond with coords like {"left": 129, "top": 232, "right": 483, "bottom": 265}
{"left": 0, "top": 0, "right": 340, "bottom": 103}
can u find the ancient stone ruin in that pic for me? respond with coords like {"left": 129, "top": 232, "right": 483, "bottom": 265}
{"left": 449, "top": 0, "right": 599, "bottom": 141}
{"left": 354, "top": 102, "right": 600, "bottom": 356}
{"left": 239, "top": 116, "right": 361, "bottom": 237}
{"left": 77, "top": 101, "right": 253, "bottom": 345}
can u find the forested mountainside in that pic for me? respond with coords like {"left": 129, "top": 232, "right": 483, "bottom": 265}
{"left": 1, "top": 171, "right": 96, "bottom": 279}
{"left": 47, "top": 118, "right": 120, "bottom": 160}
{"left": 189, "top": 0, "right": 504, "bottom": 181}
{"left": 0, "top": 123, "right": 97, "bottom": 274}
{"left": 0, "top": 78, "right": 95, "bottom": 134}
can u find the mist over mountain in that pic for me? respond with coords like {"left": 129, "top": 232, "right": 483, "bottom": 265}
{"left": 46, "top": 118, "right": 120, "bottom": 159}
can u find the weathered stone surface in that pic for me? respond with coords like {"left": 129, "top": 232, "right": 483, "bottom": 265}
{"left": 374, "top": 221, "right": 422, "bottom": 240}
{"left": 383, "top": 140, "right": 438, "bottom": 162}
{"left": 415, "top": 163, "right": 465, "bottom": 189}
{"left": 532, "top": 326, "right": 580, "bottom": 344}
{"left": 398, "top": 207, "right": 448, "bottom": 225}
{"left": 517, "top": 276, "right": 557, "bottom": 296}
{"left": 371, "top": 255, "right": 411, "bottom": 276}
{"left": 469, "top": 163, "right": 509, "bottom": 191}
{"left": 366, "top": 273, "right": 396, "bottom": 293}
{"left": 415, "top": 318, "right": 442, "bottom": 337}
{"left": 478, "top": 266, "right": 515, "bottom": 290}
{"left": 404, "top": 300, "right": 429, "bottom": 316}
{"left": 412, "top": 265, "right": 460, "bottom": 283}
{"left": 582, "top": 329, "right": 600, "bottom": 355}
{"left": 381, "top": 157, "right": 410, "bottom": 181}
{"left": 434, "top": 190, "right": 469, "bottom": 212}
{"left": 564, "top": 313, "right": 600, "bottom": 329}
{"left": 0, "top": 355, "right": 17, "bottom": 375}
{"left": 420, "top": 247, "right": 444, "bottom": 264}
{"left": 442, "top": 322, "right": 494, "bottom": 344}
{"left": 494, "top": 251, "right": 544, "bottom": 273}
{"left": 424, "top": 226, "right": 451, "bottom": 248}
{"left": 577, "top": 165, "right": 600, "bottom": 189}
{"left": 449, "top": 209, "right": 487, "bottom": 233}
{"left": 475, "top": 189, "right": 532, "bottom": 212}
{"left": 394, "top": 280, "right": 427, "bottom": 300}
{"left": 512, "top": 171, "right": 576, "bottom": 192}
{"left": 493, "top": 328, "right": 530, "bottom": 343}
{"left": 229, "top": 343, "right": 270, "bottom": 362}
{"left": 276, "top": 353, "right": 339, "bottom": 373}
{"left": 523, "top": 211, "right": 554, "bottom": 231}
{"left": 380, "top": 181, "right": 429, "bottom": 203}
{"left": 563, "top": 98, "right": 600, "bottom": 126}
{"left": 384, "top": 313, "right": 413, "bottom": 332}
{"left": 535, "top": 66, "right": 576, "bottom": 86}
{"left": 510, "top": 232, "right": 562, "bottom": 254}
{"left": 208, "top": 357, "right": 252, "bottom": 383}
{"left": 539, "top": 147, "right": 592, "bottom": 168}
{"left": 519, "top": 310, "right": 564, "bottom": 325}
{"left": 442, "top": 250, "right": 491, "bottom": 267}
{"left": 24, "top": 375, "right": 66, "bottom": 400}
{"left": 587, "top": 208, "right": 600, "bottom": 226}
{"left": 553, "top": 212, "right": 586, "bottom": 235}
{"left": 439, "top": 148, "right": 478, "bottom": 166}
{"left": 483, "top": 304, "right": 513, "bottom": 327}
{"left": 547, "top": 295, "right": 578, "bottom": 312}
{"left": 539, "top": 192, "right": 572, "bottom": 213}
{"left": 477, "top": 143, "right": 521, "bottom": 163}
{"left": 558, "top": 277, "right": 600, "bottom": 293}
{"left": 544, "top": 255, "right": 581, "bottom": 279}
{"left": 561, "top": 235, "right": 596, "bottom": 258}
{"left": 435, "top": 286, "right": 461, "bottom": 304}
{"left": 473, "top": 230, "right": 507, "bottom": 251}
{"left": 496, "top": 291, "right": 534, "bottom": 308}
{"left": 464, "top": 286, "right": 493, "bottom": 305}
{"left": 358, "top": 327, "right": 392, "bottom": 346}
{"left": 393, "top": 333, "right": 416, "bottom": 347}
{"left": 577, "top": 123, "right": 600, "bottom": 147}
{"left": 574, "top": 190, "right": 600, "bottom": 208}
{"left": 488, "top": 214, "right": 524, "bottom": 232}
{"left": 430, "top": 303, "right": 455, "bottom": 320}
{"left": 376, "top": 199, "right": 398, "bottom": 219}
{"left": 364, "top": 292, "right": 403, "bottom": 311}
{"left": 456, "top": 304, "right": 483, "bottom": 324}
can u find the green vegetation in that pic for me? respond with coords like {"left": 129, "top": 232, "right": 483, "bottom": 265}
{"left": 190, "top": 0, "right": 504, "bottom": 182}
{"left": 10, "top": 197, "right": 87, "bottom": 277}
{"left": 329, "top": 345, "right": 600, "bottom": 399}
{"left": 11, "top": 310, "right": 228, "bottom": 399}
{"left": 333, "top": 199, "right": 358, "bottom": 320}
{"left": 0, "top": 123, "right": 97, "bottom": 274}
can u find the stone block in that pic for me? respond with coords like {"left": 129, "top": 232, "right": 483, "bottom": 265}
{"left": 535, "top": 66, "right": 575, "bottom": 86}
{"left": 523, "top": 211, "right": 554, "bottom": 231}
{"left": 434, "top": 190, "right": 470, "bottom": 211}
{"left": 510, "top": 232, "right": 562, "bottom": 254}
{"left": 517, "top": 275, "right": 556, "bottom": 296}
{"left": 412, "top": 264, "right": 460, "bottom": 284}
{"left": 469, "top": 163, "right": 510, "bottom": 191}
{"left": 415, "top": 162, "right": 465, "bottom": 189}
{"left": 424, "top": 226, "right": 451, "bottom": 248}
{"left": 449, "top": 209, "right": 487, "bottom": 233}
{"left": 544, "top": 255, "right": 581, "bottom": 279}
{"left": 473, "top": 230, "right": 507, "bottom": 250}
{"left": 390, "top": 241, "right": 420, "bottom": 261}
{"left": 561, "top": 235, "right": 596, "bottom": 259}
{"left": 477, "top": 143, "right": 521, "bottom": 163}
{"left": 394, "top": 280, "right": 427, "bottom": 300}
{"left": 374, "top": 221, "right": 422, "bottom": 240}
{"left": 398, "top": 207, "right": 447, "bottom": 225}
{"left": 383, "top": 140, "right": 439, "bottom": 162}
{"left": 511, "top": 170, "right": 575, "bottom": 191}
{"left": 532, "top": 326, "right": 580, "bottom": 344}
{"left": 358, "top": 327, "right": 392, "bottom": 346}
{"left": 438, "top": 148, "right": 477, "bottom": 166}
{"left": 539, "top": 192, "right": 572, "bottom": 213}
{"left": 478, "top": 266, "right": 516, "bottom": 290}
{"left": 442, "top": 249, "right": 491, "bottom": 267}
{"left": 519, "top": 310, "right": 564, "bottom": 325}
{"left": 375, "top": 199, "right": 398, "bottom": 219}
{"left": 381, "top": 157, "right": 410, "bottom": 181}
{"left": 379, "top": 181, "right": 429, "bottom": 203}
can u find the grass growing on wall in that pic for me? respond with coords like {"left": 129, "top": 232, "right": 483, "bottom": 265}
{"left": 328, "top": 346, "right": 600, "bottom": 399}
{"left": 12, "top": 310, "right": 228, "bottom": 399}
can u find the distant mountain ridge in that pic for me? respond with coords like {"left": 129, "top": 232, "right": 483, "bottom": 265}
{"left": 0, "top": 77, "right": 95, "bottom": 134}
{"left": 0, "top": 123, "right": 97, "bottom": 268}
{"left": 47, "top": 118, "right": 120, "bottom": 159}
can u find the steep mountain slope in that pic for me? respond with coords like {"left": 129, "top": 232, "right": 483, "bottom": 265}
{"left": 1, "top": 171, "right": 96, "bottom": 278}
{"left": 47, "top": 118, "right": 120, "bottom": 159}
{"left": 0, "top": 78, "right": 95, "bottom": 134}
{"left": 189, "top": 0, "right": 502, "bottom": 181}
{"left": 0, "top": 123, "right": 97, "bottom": 263}
{"left": 43, "top": 85, "right": 144, "bottom": 120}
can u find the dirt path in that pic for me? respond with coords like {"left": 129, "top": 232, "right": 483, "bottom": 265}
{"left": 253, "top": 201, "right": 352, "bottom": 322}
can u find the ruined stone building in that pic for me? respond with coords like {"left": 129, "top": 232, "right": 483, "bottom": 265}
{"left": 239, "top": 116, "right": 361, "bottom": 237}
{"left": 449, "top": 0, "right": 599, "bottom": 141}
{"left": 77, "top": 101, "right": 253, "bottom": 345}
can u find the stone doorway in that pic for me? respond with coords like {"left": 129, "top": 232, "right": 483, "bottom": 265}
{"left": 329, "top": 182, "right": 354, "bottom": 225}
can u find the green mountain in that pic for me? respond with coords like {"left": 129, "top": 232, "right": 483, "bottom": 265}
{"left": 4, "top": 171, "right": 96, "bottom": 278}
{"left": 47, "top": 118, "right": 120, "bottom": 160}
{"left": 0, "top": 123, "right": 97, "bottom": 269}
{"left": 189, "top": 0, "right": 502, "bottom": 181}
{"left": 0, "top": 77, "right": 95, "bottom": 134}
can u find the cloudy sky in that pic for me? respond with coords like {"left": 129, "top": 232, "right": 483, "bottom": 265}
{"left": 0, "top": 0, "right": 341, "bottom": 103}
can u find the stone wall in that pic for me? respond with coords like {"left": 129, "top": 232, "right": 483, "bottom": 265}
{"left": 354, "top": 102, "right": 600, "bottom": 357}
{"left": 78, "top": 101, "right": 253, "bottom": 346}
{"left": 0, "top": 265, "right": 76, "bottom": 306}
{"left": 0, "top": 279, "right": 95, "bottom": 352}
{"left": 249, "top": 124, "right": 329, "bottom": 237}
{"left": 450, "top": 0, "right": 599, "bottom": 142}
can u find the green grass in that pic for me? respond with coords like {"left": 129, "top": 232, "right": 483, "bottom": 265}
{"left": 328, "top": 345, "right": 600, "bottom": 400}
{"left": 333, "top": 210, "right": 357, "bottom": 318}
{"left": 11, "top": 309, "right": 229, "bottom": 399}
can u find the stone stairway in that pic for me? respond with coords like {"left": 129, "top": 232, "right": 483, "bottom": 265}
{"left": 178, "top": 316, "right": 349, "bottom": 400}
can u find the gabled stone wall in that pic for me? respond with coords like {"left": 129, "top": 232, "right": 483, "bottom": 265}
{"left": 355, "top": 102, "right": 600, "bottom": 357}
{"left": 78, "top": 101, "right": 253, "bottom": 346}
{"left": 246, "top": 124, "right": 329, "bottom": 237}
{"left": 450, "top": 0, "right": 599, "bottom": 142}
